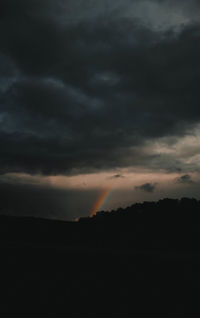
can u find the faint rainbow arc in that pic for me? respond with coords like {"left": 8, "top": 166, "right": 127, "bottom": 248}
{"left": 90, "top": 187, "right": 113, "bottom": 217}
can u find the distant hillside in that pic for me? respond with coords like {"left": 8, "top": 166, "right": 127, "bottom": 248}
{"left": 0, "top": 197, "right": 200, "bottom": 251}
{"left": 86, "top": 197, "right": 200, "bottom": 223}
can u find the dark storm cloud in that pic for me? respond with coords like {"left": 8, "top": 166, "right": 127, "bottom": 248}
{"left": 135, "top": 183, "right": 156, "bottom": 193}
{"left": 0, "top": 0, "right": 200, "bottom": 175}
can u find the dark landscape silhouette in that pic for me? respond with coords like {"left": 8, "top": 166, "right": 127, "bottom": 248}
{"left": 0, "top": 198, "right": 200, "bottom": 316}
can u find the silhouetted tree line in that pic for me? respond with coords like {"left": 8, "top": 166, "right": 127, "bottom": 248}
{"left": 79, "top": 198, "right": 200, "bottom": 251}
{"left": 86, "top": 198, "right": 200, "bottom": 223}
{"left": 0, "top": 198, "right": 200, "bottom": 251}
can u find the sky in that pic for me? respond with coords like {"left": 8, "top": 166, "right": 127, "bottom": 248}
{"left": 0, "top": 0, "right": 200, "bottom": 220}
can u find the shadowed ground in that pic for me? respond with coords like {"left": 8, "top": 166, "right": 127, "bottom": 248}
{"left": 0, "top": 198, "right": 200, "bottom": 317}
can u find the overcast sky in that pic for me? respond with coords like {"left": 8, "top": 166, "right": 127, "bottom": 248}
{"left": 0, "top": 0, "right": 200, "bottom": 220}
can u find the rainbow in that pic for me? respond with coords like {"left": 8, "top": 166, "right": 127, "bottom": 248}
{"left": 90, "top": 187, "right": 113, "bottom": 217}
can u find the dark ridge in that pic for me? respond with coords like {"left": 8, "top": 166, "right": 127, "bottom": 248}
{"left": 0, "top": 197, "right": 200, "bottom": 251}
{"left": 1, "top": 197, "right": 200, "bottom": 317}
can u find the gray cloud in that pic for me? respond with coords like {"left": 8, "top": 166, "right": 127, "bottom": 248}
{"left": 0, "top": 0, "right": 200, "bottom": 176}
{"left": 110, "top": 174, "right": 125, "bottom": 179}
{"left": 135, "top": 183, "right": 157, "bottom": 193}
{"left": 109, "top": 173, "right": 125, "bottom": 179}
{"left": 176, "top": 174, "right": 194, "bottom": 184}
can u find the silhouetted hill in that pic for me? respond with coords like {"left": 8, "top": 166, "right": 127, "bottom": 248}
{"left": 1, "top": 197, "right": 200, "bottom": 251}
{"left": 1, "top": 198, "right": 200, "bottom": 317}
{"left": 81, "top": 197, "right": 200, "bottom": 251}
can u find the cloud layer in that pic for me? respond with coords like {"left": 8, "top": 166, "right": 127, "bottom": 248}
{"left": 0, "top": 0, "right": 200, "bottom": 176}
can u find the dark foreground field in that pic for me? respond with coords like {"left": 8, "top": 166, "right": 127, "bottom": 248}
{"left": 1, "top": 198, "right": 200, "bottom": 317}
